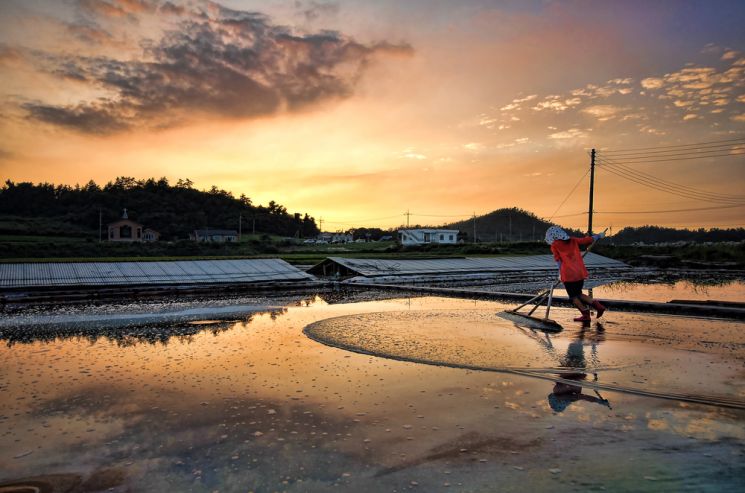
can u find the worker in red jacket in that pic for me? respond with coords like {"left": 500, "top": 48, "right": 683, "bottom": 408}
{"left": 545, "top": 226, "right": 607, "bottom": 322}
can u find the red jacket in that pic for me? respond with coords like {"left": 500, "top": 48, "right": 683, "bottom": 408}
{"left": 551, "top": 236, "right": 593, "bottom": 282}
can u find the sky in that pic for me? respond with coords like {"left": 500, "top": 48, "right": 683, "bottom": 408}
{"left": 0, "top": 0, "right": 744, "bottom": 232}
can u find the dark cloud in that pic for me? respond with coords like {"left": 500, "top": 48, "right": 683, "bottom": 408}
{"left": 23, "top": 101, "right": 132, "bottom": 134}
{"left": 158, "top": 1, "right": 185, "bottom": 16}
{"left": 296, "top": 1, "right": 341, "bottom": 22}
{"left": 25, "top": 1, "right": 413, "bottom": 134}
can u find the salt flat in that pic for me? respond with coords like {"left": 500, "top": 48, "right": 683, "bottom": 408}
{"left": 1, "top": 293, "right": 744, "bottom": 492}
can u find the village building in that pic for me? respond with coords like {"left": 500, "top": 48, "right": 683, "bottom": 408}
{"left": 108, "top": 209, "right": 144, "bottom": 242}
{"left": 398, "top": 229, "right": 459, "bottom": 246}
{"left": 143, "top": 228, "right": 160, "bottom": 242}
{"left": 190, "top": 229, "right": 238, "bottom": 242}
{"left": 398, "top": 229, "right": 458, "bottom": 246}
{"left": 331, "top": 233, "right": 354, "bottom": 243}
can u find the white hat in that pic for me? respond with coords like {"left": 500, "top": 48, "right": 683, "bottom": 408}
{"left": 545, "top": 226, "right": 569, "bottom": 244}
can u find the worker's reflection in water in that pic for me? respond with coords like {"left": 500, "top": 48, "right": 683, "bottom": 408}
{"left": 548, "top": 323, "right": 612, "bottom": 413}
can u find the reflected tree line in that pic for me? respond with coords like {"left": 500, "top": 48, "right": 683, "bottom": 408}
{"left": 0, "top": 308, "right": 288, "bottom": 347}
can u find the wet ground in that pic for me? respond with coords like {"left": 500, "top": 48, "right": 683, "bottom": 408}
{"left": 1, "top": 288, "right": 744, "bottom": 492}
{"left": 437, "top": 270, "right": 745, "bottom": 303}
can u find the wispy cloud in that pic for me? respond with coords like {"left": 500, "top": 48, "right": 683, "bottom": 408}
{"left": 398, "top": 148, "right": 427, "bottom": 160}
{"left": 477, "top": 48, "right": 745, "bottom": 146}
{"left": 463, "top": 142, "right": 484, "bottom": 152}
{"left": 549, "top": 128, "right": 587, "bottom": 140}
{"left": 581, "top": 104, "right": 626, "bottom": 121}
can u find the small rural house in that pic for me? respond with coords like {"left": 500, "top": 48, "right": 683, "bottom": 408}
{"left": 398, "top": 229, "right": 459, "bottom": 246}
{"left": 108, "top": 209, "right": 144, "bottom": 242}
{"left": 191, "top": 229, "right": 238, "bottom": 242}
{"left": 143, "top": 228, "right": 160, "bottom": 242}
{"left": 331, "top": 233, "right": 354, "bottom": 243}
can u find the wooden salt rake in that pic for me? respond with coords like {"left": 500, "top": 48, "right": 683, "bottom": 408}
{"left": 502, "top": 230, "right": 606, "bottom": 331}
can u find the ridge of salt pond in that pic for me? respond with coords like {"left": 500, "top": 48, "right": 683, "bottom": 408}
{"left": 1, "top": 295, "right": 745, "bottom": 492}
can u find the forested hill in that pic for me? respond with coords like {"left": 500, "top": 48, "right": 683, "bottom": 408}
{"left": 443, "top": 208, "right": 745, "bottom": 244}
{"left": 0, "top": 178, "right": 320, "bottom": 240}
{"left": 443, "top": 207, "right": 582, "bottom": 242}
{"left": 610, "top": 225, "right": 745, "bottom": 244}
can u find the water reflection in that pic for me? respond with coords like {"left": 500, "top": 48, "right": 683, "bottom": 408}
{"left": 548, "top": 376, "right": 612, "bottom": 412}
{"left": 513, "top": 322, "right": 614, "bottom": 412}
{"left": 548, "top": 323, "right": 612, "bottom": 412}
{"left": 577, "top": 277, "right": 745, "bottom": 303}
{"left": 0, "top": 308, "right": 286, "bottom": 347}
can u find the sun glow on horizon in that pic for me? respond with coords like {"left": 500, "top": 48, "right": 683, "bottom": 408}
{"left": 1, "top": 0, "right": 744, "bottom": 231}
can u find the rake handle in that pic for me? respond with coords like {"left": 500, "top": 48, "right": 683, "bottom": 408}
{"left": 510, "top": 229, "right": 607, "bottom": 315}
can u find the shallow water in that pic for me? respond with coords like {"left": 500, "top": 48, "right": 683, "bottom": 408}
{"left": 1, "top": 294, "right": 744, "bottom": 492}
{"left": 305, "top": 310, "right": 745, "bottom": 409}
{"left": 584, "top": 278, "right": 745, "bottom": 303}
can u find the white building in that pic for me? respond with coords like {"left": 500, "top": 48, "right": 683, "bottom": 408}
{"left": 398, "top": 229, "right": 459, "bottom": 246}
{"left": 190, "top": 229, "right": 238, "bottom": 242}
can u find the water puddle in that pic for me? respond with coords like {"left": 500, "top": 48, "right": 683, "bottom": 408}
{"left": 305, "top": 310, "right": 745, "bottom": 410}
{"left": 2, "top": 294, "right": 744, "bottom": 492}
{"left": 584, "top": 278, "right": 745, "bottom": 303}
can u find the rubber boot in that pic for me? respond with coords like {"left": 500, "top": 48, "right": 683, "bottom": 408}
{"left": 573, "top": 309, "right": 591, "bottom": 322}
{"left": 592, "top": 300, "right": 606, "bottom": 318}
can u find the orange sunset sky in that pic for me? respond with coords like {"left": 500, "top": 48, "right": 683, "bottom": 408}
{"left": 1, "top": 0, "right": 744, "bottom": 231}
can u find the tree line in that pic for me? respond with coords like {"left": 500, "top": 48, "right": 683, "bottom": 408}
{"left": 608, "top": 225, "right": 745, "bottom": 244}
{"left": 0, "top": 178, "right": 320, "bottom": 240}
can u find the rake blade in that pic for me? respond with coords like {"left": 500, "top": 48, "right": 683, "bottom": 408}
{"left": 498, "top": 310, "right": 564, "bottom": 332}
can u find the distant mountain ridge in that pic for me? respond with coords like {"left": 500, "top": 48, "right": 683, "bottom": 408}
{"left": 441, "top": 208, "right": 744, "bottom": 244}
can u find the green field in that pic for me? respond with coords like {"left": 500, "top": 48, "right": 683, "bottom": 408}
{"left": 1, "top": 232, "right": 743, "bottom": 270}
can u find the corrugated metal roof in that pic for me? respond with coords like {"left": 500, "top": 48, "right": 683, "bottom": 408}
{"left": 0, "top": 259, "right": 316, "bottom": 288}
{"left": 318, "top": 253, "right": 627, "bottom": 278}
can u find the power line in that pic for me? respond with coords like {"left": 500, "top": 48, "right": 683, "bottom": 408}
{"left": 596, "top": 203, "right": 745, "bottom": 214}
{"left": 596, "top": 158, "right": 745, "bottom": 205}
{"left": 600, "top": 136, "right": 745, "bottom": 154}
{"left": 599, "top": 145, "right": 745, "bottom": 161}
{"left": 410, "top": 213, "right": 474, "bottom": 218}
{"left": 598, "top": 150, "right": 745, "bottom": 164}
{"left": 322, "top": 214, "right": 405, "bottom": 225}
{"left": 548, "top": 168, "right": 590, "bottom": 221}
{"left": 551, "top": 211, "right": 587, "bottom": 218}
{"left": 599, "top": 140, "right": 745, "bottom": 158}
{"left": 598, "top": 165, "right": 745, "bottom": 205}
{"left": 596, "top": 157, "right": 745, "bottom": 203}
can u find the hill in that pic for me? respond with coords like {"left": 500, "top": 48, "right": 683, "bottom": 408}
{"left": 442, "top": 207, "right": 581, "bottom": 243}
{"left": 608, "top": 225, "right": 745, "bottom": 245}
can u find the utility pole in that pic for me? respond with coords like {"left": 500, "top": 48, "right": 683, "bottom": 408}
{"left": 238, "top": 213, "right": 242, "bottom": 240}
{"left": 588, "top": 148, "right": 596, "bottom": 234}
{"left": 99, "top": 208, "right": 102, "bottom": 242}
{"left": 320, "top": 218, "right": 324, "bottom": 233}
{"left": 472, "top": 212, "right": 476, "bottom": 243}
{"left": 252, "top": 215, "right": 256, "bottom": 235}
{"left": 405, "top": 210, "right": 411, "bottom": 228}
